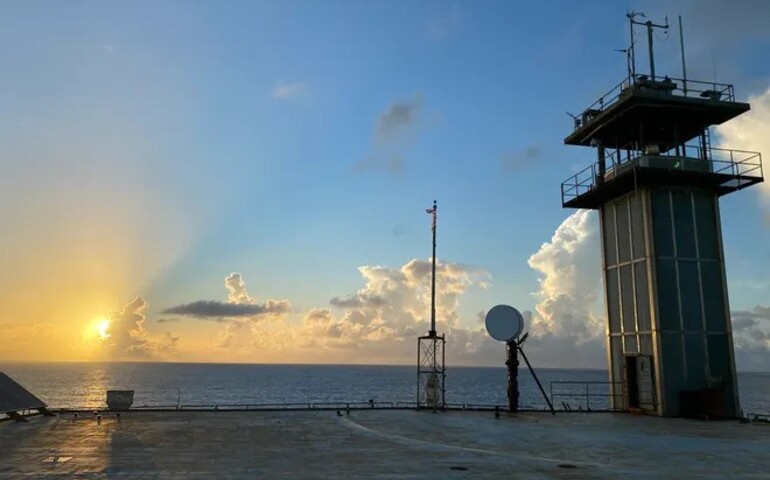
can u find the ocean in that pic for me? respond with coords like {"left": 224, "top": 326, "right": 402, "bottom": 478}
{"left": 2, "top": 363, "right": 769, "bottom": 414}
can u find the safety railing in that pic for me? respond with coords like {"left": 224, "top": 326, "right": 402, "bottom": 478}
{"left": 561, "top": 145, "right": 763, "bottom": 204}
{"left": 52, "top": 401, "right": 530, "bottom": 413}
{"left": 549, "top": 381, "right": 624, "bottom": 412}
{"left": 570, "top": 74, "right": 737, "bottom": 131}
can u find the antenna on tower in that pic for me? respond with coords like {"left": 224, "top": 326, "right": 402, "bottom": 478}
{"left": 679, "top": 16, "right": 688, "bottom": 95}
{"left": 627, "top": 11, "right": 668, "bottom": 81}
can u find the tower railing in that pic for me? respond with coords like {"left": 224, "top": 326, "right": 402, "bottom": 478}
{"left": 561, "top": 143, "right": 763, "bottom": 205}
{"left": 570, "top": 74, "right": 736, "bottom": 131}
{"left": 549, "top": 381, "right": 625, "bottom": 412}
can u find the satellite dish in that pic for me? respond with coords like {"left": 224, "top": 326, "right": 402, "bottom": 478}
{"left": 485, "top": 305, "right": 524, "bottom": 342}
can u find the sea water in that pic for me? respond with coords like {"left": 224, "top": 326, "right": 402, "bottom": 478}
{"left": 2, "top": 362, "right": 768, "bottom": 414}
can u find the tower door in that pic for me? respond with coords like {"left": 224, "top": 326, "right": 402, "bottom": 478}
{"left": 625, "top": 354, "right": 655, "bottom": 411}
{"left": 636, "top": 355, "right": 655, "bottom": 410}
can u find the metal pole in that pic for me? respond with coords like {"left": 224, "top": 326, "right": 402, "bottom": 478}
{"left": 429, "top": 200, "right": 437, "bottom": 337}
{"left": 506, "top": 341, "right": 519, "bottom": 413}
{"left": 646, "top": 21, "right": 655, "bottom": 81}
{"left": 442, "top": 334, "right": 446, "bottom": 409}
{"left": 429, "top": 202, "right": 438, "bottom": 409}
{"left": 518, "top": 346, "right": 556, "bottom": 415}
{"left": 679, "top": 16, "right": 687, "bottom": 95}
{"left": 416, "top": 338, "right": 420, "bottom": 409}
{"left": 628, "top": 14, "right": 636, "bottom": 79}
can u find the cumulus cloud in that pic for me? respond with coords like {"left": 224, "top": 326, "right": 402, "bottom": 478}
{"left": 162, "top": 272, "right": 291, "bottom": 321}
{"left": 301, "top": 259, "right": 495, "bottom": 361}
{"left": 715, "top": 87, "right": 770, "bottom": 205}
{"left": 524, "top": 210, "right": 605, "bottom": 366}
{"left": 731, "top": 306, "right": 770, "bottom": 371}
{"left": 528, "top": 210, "right": 602, "bottom": 341}
{"left": 271, "top": 81, "right": 310, "bottom": 100}
{"left": 330, "top": 294, "right": 388, "bottom": 308}
{"left": 208, "top": 258, "right": 495, "bottom": 363}
{"left": 103, "top": 296, "right": 178, "bottom": 358}
{"left": 191, "top": 215, "right": 605, "bottom": 366}
{"left": 353, "top": 93, "right": 424, "bottom": 175}
{"left": 225, "top": 272, "right": 252, "bottom": 304}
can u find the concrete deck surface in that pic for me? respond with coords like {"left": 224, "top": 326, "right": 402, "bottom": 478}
{"left": 0, "top": 410, "right": 767, "bottom": 479}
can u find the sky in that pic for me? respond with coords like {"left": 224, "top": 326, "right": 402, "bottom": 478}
{"left": 0, "top": 0, "right": 769, "bottom": 370}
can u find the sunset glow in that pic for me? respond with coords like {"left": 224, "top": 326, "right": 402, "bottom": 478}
{"left": 96, "top": 319, "right": 111, "bottom": 340}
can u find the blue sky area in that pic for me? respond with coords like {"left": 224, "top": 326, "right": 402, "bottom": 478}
{"left": 1, "top": 0, "right": 769, "bottom": 368}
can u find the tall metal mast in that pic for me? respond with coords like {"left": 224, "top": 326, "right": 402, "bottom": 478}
{"left": 427, "top": 200, "right": 437, "bottom": 337}
{"left": 417, "top": 200, "right": 446, "bottom": 411}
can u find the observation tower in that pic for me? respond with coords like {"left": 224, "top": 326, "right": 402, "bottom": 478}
{"left": 561, "top": 15, "right": 763, "bottom": 417}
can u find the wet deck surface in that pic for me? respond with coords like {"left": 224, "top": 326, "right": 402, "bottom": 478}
{"left": 0, "top": 410, "right": 768, "bottom": 479}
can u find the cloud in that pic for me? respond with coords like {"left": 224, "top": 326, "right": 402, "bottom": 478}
{"left": 299, "top": 259, "right": 492, "bottom": 357}
{"left": 375, "top": 94, "right": 423, "bottom": 143}
{"left": 427, "top": 3, "right": 463, "bottom": 41}
{"left": 162, "top": 300, "right": 290, "bottom": 319}
{"left": 330, "top": 294, "right": 388, "bottom": 308}
{"left": 500, "top": 146, "right": 542, "bottom": 172}
{"left": 528, "top": 210, "right": 602, "bottom": 341}
{"left": 522, "top": 210, "right": 770, "bottom": 370}
{"left": 103, "top": 296, "right": 178, "bottom": 358}
{"left": 225, "top": 272, "right": 253, "bottom": 304}
{"left": 353, "top": 93, "right": 424, "bottom": 175}
{"left": 715, "top": 87, "right": 770, "bottom": 205}
{"left": 271, "top": 81, "right": 310, "bottom": 100}
{"left": 196, "top": 220, "right": 603, "bottom": 366}
{"left": 206, "top": 258, "right": 494, "bottom": 363}
{"left": 156, "top": 317, "right": 181, "bottom": 324}
{"left": 731, "top": 306, "right": 770, "bottom": 371}
{"left": 524, "top": 210, "right": 605, "bottom": 366}
{"left": 164, "top": 273, "right": 291, "bottom": 323}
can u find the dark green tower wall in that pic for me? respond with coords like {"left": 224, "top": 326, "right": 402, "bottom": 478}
{"left": 649, "top": 187, "right": 738, "bottom": 417}
{"left": 600, "top": 186, "right": 739, "bottom": 416}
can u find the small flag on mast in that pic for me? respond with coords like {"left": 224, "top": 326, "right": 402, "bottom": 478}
{"left": 426, "top": 202, "right": 437, "bottom": 232}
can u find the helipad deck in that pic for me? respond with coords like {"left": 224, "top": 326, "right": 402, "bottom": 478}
{"left": 1, "top": 410, "right": 767, "bottom": 479}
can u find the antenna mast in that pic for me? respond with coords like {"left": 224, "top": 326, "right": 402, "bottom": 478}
{"left": 417, "top": 200, "right": 446, "bottom": 411}
{"left": 428, "top": 200, "right": 437, "bottom": 337}
{"left": 679, "top": 16, "right": 688, "bottom": 94}
{"left": 628, "top": 12, "right": 669, "bottom": 81}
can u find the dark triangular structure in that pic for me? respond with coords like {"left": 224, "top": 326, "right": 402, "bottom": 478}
{"left": 0, "top": 372, "right": 53, "bottom": 421}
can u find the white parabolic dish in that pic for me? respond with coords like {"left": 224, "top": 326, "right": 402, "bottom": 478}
{"left": 485, "top": 305, "right": 524, "bottom": 342}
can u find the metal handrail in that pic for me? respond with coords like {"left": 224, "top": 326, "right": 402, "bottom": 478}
{"left": 550, "top": 381, "right": 624, "bottom": 411}
{"left": 571, "top": 74, "right": 737, "bottom": 131}
{"left": 561, "top": 145, "right": 763, "bottom": 204}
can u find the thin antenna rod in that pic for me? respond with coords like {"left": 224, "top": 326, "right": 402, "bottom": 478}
{"left": 679, "top": 16, "right": 687, "bottom": 95}
{"left": 427, "top": 200, "right": 437, "bottom": 337}
{"left": 628, "top": 13, "right": 636, "bottom": 78}
{"left": 646, "top": 21, "right": 655, "bottom": 80}
{"left": 629, "top": 13, "right": 668, "bottom": 81}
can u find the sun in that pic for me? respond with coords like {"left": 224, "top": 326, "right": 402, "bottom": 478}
{"left": 96, "top": 319, "right": 111, "bottom": 340}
